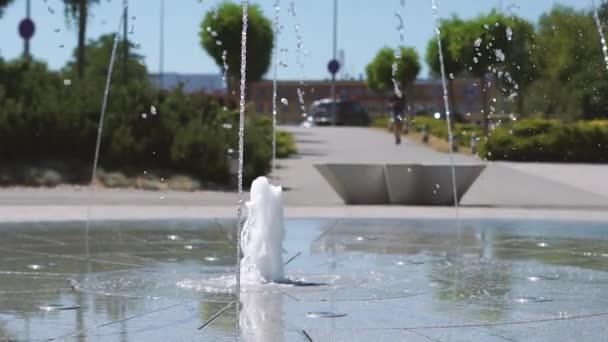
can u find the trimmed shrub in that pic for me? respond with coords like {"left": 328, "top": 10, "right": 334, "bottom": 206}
{"left": 276, "top": 130, "right": 297, "bottom": 158}
{"left": 479, "top": 118, "right": 608, "bottom": 162}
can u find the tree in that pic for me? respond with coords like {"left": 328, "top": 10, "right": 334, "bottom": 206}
{"left": 0, "top": 0, "right": 14, "bottom": 18}
{"left": 366, "top": 46, "right": 421, "bottom": 116}
{"left": 426, "top": 16, "right": 466, "bottom": 118}
{"left": 200, "top": 2, "right": 273, "bottom": 94}
{"left": 527, "top": 6, "right": 608, "bottom": 120}
{"left": 456, "top": 11, "right": 535, "bottom": 131}
{"left": 63, "top": 0, "right": 100, "bottom": 80}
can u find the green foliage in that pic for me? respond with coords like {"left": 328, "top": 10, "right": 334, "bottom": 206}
{"left": 200, "top": 2, "right": 273, "bottom": 89}
{"left": 366, "top": 46, "right": 421, "bottom": 95}
{"left": 479, "top": 118, "right": 608, "bottom": 162}
{"left": 0, "top": 0, "right": 14, "bottom": 17}
{"left": 426, "top": 12, "right": 535, "bottom": 118}
{"left": 426, "top": 16, "right": 466, "bottom": 78}
{"left": 410, "top": 116, "right": 483, "bottom": 147}
{"left": 526, "top": 7, "right": 608, "bottom": 121}
{"left": 276, "top": 130, "right": 297, "bottom": 158}
{"left": 63, "top": 0, "right": 101, "bottom": 78}
{"left": 0, "top": 35, "right": 282, "bottom": 188}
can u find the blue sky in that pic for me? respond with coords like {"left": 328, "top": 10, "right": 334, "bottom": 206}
{"left": 0, "top": 0, "right": 589, "bottom": 80}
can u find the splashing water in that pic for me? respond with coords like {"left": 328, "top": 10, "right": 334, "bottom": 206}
{"left": 592, "top": 0, "right": 608, "bottom": 72}
{"left": 84, "top": 0, "right": 127, "bottom": 276}
{"left": 431, "top": 0, "right": 460, "bottom": 211}
{"left": 235, "top": 0, "right": 249, "bottom": 338}
{"left": 240, "top": 177, "right": 286, "bottom": 284}
{"left": 221, "top": 50, "right": 229, "bottom": 86}
{"left": 271, "top": 0, "right": 281, "bottom": 173}
{"left": 289, "top": 1, "right": 309, "bottom": 119}
{"left": 392, "top": 1, "right": 406, "bottom": 98}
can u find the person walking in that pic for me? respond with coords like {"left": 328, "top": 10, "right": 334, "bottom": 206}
{"left": 390, "top": 94, "right": 404, "bottom": 145}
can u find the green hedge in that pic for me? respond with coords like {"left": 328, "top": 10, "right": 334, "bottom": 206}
{"left": 479, "top": 118, "right": 608, "bottom": 162}
{"left": 0, "top": 58, "right": 296, "bottom": 187}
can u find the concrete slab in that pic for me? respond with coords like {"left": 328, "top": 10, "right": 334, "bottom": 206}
{"left": 461, "top": 163, "right": 608, "bottom": 208}
{"left": 314, "top": 164, "right": 388, "bottom": 204}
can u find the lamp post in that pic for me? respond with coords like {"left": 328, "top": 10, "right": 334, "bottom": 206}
{"left": 329, "top": 0, "right": 338, "bottom": 124}
{"left": 123, "top": 0, "right": 129, "bottom": 84}
{"left": 159, "top": 0, "right": 165, "bottom": 90}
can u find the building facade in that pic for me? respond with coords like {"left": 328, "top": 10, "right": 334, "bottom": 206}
{"left": 250, "top": 79, "right": 489, "bottom": 124}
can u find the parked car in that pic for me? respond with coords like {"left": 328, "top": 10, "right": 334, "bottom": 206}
{"left": 310, "top": 99, "right": 371, "bottom": 126}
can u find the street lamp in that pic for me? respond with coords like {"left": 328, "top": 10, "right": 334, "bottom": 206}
{"left": 329, "top": 0, "right": 339, "bottom": 125}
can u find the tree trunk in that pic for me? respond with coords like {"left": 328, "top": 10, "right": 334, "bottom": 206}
{"left": 516, "top": 92, "right": 524, "bottom": 118}
{"left": 76, "top": 0, "right": 87, "bottom": 80}
{"left": 481, "top": 76, "right": 489, "bottom": 134}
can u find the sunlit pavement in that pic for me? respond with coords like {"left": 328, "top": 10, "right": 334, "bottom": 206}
{"left": 0, "top": 126, "right": 607, "bottom": 211}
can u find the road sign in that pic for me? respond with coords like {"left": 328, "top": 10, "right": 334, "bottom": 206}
{"left": 19, "top": 18, "right": 35, "bottom": 40}
{"left": 328, "top": 59, "right": 340, "bottom": 75}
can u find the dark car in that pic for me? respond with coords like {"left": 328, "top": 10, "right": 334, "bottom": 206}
{"left": 310, "top": 99, "right": 371, "bottom": 126}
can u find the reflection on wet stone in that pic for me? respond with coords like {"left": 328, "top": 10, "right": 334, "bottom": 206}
{"left": 1, "top": 219, "right": 608, "bottom": 340}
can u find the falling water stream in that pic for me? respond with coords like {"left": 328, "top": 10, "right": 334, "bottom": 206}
{"left": 592, "top": 0, "right": 608, "bottom": 72}
{"left": 289, "top": 1, "right": 309, "bottom": 119}
{"left": 271, "top": 0, "right": 281, "bottom": 173}
{"left": 431, "top": 0, "right": 460, "bottom": 213}
{"left": 85, "top": 1, "right": 127, "bottom": 267}
{"left": 391, "top": 1, "right": 406, "bottom": 98}
{"left": 235, "top": 1, "right": 250, "bottom": 338}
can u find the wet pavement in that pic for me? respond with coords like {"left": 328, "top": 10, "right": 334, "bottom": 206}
{"left": 1, "top": 218, "right": 608, "bottom": 341}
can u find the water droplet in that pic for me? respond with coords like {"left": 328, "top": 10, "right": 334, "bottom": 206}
{"left": 306, "top": 311, "right": 347, "bottom": 318}
{"left": 474, "top": 38, "right": 482, "bottom": 47}
{"left": 48, "top": 7, "right": 55, "bottom": 14}
{"left": 150, "top": 105, "right": 157, "bottom": 115}
{"left": 40, "top": 304, "right": 80, "bottom": 312}
{"left": 281, "top": 98, "right": 289, "bottom": 105}
{"left": 537, "top": 242, "right": 549, "bottom": 248}
{"left": 216, "top": 40, "right": 222, "bottom": 46}
{"left": 167, "top": 235, "right": 181, "bottom": 241}
{"left": 27, "top": 264, "right": 45, "bottom": 270}
{"left": 506, "top": 26, "right": 513, "bottom": 41}
{"left": 141, "top": 113, "right": 148, "bottom": 119}
{"left": 59, "top": 44, "right": 64, "bottom": 48}
{"left": 54, "top": 28, "right": 60, "bottom": 33}
{"left": 222, "top": 123, "right": 232, "bottom": 129}
{"left": 514, "top": 296, "right": 553, "bottom": 304}
{"left": 63, "top": 79, "right": 72, "bottom": 86}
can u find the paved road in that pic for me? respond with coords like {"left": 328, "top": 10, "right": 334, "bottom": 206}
{"left": 273, "top": 126, "right": 478, "bottom": 205}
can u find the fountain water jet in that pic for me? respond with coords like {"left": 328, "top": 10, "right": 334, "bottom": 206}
{"left": 240, "top": 177, "right": 286, "bottom": 284}
{"left": 235, "top": 0, "right": 250, "bottom": 338}
{"left": 431, "top": 0, "right": 460, "bottom": 212}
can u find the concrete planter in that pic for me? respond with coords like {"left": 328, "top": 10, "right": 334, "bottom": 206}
{"left": 315, "top": 164, "right": 389, "bottom": 204}
{"left": 315, "top": 163, "right": 486, "bottom": 206}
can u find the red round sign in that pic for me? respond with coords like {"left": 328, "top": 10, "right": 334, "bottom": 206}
{"left": 19, "top": 18, "right": 35, "bottom": 40}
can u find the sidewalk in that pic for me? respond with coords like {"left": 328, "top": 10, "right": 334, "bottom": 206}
{"left": 0, "top": 126, "right": 606, "bottom": 210}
